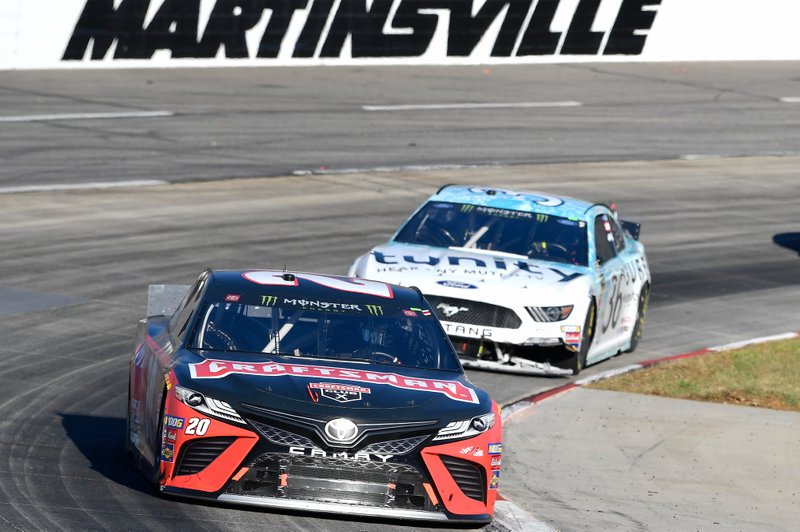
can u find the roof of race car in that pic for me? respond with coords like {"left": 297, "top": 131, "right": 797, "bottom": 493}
{"left": 431, "top": 185, "right": 598, "bottom": 220}
{"left": 206, "top": 270, "right": 422, "bottom": 305}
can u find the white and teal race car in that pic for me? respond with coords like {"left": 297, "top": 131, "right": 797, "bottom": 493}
{"left": 349, "top": 185, "right": 650, "bottom": 376}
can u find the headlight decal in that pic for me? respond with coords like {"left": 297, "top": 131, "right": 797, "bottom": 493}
{"left": 526, "top": 305, "right": 574, "bottom": 322}
{"left": 175, "top": 385, "right": 246, "bottom": 424}
{"left": 432, "top": 412, "right": 495, "bottom": 441}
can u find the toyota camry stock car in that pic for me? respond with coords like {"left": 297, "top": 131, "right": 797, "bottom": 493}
{"left": 127, "top": 269, "right": 502, "bottom": 523}
{"left": 349, "top": 185, "right": 651, "bottom": 376}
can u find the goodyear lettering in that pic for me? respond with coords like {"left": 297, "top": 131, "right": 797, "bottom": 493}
{"left": 63, "top": 0, "right": 661, "bottom": 62}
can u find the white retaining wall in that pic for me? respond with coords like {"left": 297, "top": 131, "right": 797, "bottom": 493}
{"left": 2, "top": 0, "right": 799, "bottom": 70}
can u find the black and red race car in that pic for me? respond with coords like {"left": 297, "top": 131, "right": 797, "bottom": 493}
{"left": 127, "top": 269, "right": 502, "bottom": 523}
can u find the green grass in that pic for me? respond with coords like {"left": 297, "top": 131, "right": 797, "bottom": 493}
{"left": 588, "top": 338, "right": 800, "bottom": 412}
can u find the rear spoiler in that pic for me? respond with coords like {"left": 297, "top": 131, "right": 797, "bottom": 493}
{"left": 620, "top": 220, "right": 642, "bottom": 241}
{"left": 147, "top": 284, "right": 190, "bottom": 318}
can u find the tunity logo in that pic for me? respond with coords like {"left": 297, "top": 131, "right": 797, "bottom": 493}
{"left": 437, "top": 302, "right": 469, "bottom": 318}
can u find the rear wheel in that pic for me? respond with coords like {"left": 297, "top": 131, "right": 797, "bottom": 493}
{"left": 626, "top": 284, "right": 650, "bottom": 353}
{"left": 564, "top": 300, "right": 596, "bottom": 375}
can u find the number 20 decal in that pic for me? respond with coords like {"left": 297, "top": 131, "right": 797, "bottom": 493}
{"left": 185, "top": 417, "right": 210, "bottom": 436}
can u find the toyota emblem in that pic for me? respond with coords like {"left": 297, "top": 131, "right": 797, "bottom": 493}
{"left": 324, "top": 418, "right": 359, "bottom": 443}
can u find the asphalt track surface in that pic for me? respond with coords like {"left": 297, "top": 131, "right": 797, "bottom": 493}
{"left": 1, "top": 63, "right": 799, "bottom": 531}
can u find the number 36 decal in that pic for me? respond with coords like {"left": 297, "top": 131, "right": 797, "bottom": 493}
{"left": 185, "top": 417, "right": 210, "bottom": 436}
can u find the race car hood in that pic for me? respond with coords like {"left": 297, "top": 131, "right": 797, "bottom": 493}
{"left": 174, "top": 351, "right": 490, "bottom": 423}
{"left": 356, "top": 243, "right": 589, "bottom": 295}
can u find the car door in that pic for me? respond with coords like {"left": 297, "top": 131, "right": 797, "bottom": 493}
{"left": 590, "top": 211, "right": 630, "bottom": 358}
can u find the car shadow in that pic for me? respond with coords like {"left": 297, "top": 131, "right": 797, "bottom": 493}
{"left": 773, "top": 233, "right": 800, "bottom": 255}
{"left": 60, "top": 413, "right": 152, "bottom": 495}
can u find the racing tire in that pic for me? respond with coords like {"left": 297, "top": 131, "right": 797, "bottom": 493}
{"left": 626, "top": 284, "right": 650, "bottom": 353}
{"left": 564, "top": 300, "right": 596, "bottom": 375}
{"left": 126, "top": 377, "right": 138, "bottom": 469}
{"left": 149, "top": 390, "right": 167, "bottom": 487}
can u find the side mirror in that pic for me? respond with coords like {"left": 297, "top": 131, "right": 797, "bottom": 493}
{"left": 621, "top": 220, "right": 641, "bottom": 241}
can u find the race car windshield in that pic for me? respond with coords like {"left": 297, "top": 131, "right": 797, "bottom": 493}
{"left": 190, "top": 298, "right": 461, "bottom": 371}
{"left": 394, "top": 201, "right": 589, "bottom": 266}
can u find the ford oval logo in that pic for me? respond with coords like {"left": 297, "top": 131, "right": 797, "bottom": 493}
{"left": 324, "top": 418, "right": 359, "bottom": 443}
{"left": 437, "top": 280, "right": 477, "bottom": 289}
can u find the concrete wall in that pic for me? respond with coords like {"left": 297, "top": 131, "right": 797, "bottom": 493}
{"left": 2, "top": 0, "right": 799, "bottom": 70}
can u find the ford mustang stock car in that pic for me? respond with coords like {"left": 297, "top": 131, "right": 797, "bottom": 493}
{"left": 349, "top": 185, "right": 651, "bottom": 376}
{"left": 127, "top": 269, "right": 502, "bottom": 523}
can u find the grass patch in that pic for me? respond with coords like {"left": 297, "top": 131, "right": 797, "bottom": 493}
{"left": 588, "top": 338, "right": 800, "bottom": 412}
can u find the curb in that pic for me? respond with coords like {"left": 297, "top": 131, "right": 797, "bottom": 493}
{"left": 500, "top": 331, "right": 800, "bottom": 424}
{"left": 492, "top": 331, "right": 800, "bottom": 531}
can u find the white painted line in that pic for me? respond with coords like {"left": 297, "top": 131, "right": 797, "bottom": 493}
{"left": 709, "top": 331, "right": 800, "bottom": 352}
{"left": 0, "top": 180, "right": 168, "bottom": 194}
{"left": 362, "top": 101, "right": 581, "bottom": 111}
{"left": 293, "top": 162, "right": 499, "bottom": 176}
{"left": 575, "top": 364, "right": 644, "bottom": 386}
{"left": 779, "top": 97, "right": 800, "bottom": 103}
{"left": 0, "top": 110, "right": 174, "bottom": 123}
{"left": 494, "top": 500, "right": 558, "bottom": 532}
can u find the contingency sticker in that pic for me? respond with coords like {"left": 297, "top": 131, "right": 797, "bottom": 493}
{"left": 489, "top": 470, "right": 500, "bottom": 490}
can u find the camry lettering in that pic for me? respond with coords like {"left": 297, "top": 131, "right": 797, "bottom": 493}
{"left": 189, "top": 360, "right": 479, "bottom": 404}
{"left": 289, "top": 446, "right": 393, "bottom": 463}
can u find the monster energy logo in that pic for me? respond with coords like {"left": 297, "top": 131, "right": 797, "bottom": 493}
{"left": 536, "top": 214, "right": 549, "bottom": 222}
{"left": 261, "top": 295, "right": 278, "bottom": 306}
{"left": 366, "top": 305, "right": 384, "bottom": 316}
{"left": 461, "top": 205, "right": 475, "bottom": 212}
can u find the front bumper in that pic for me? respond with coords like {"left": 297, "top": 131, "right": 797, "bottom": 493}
{"left": 158, "top": 393, "right": 501, "bottom": 523}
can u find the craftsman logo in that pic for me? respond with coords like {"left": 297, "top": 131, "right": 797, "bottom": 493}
{"left": 309, "top": 382, "right": 371, "bottom": 403}
{"left": 189, "top": 359, "right": 479, "bottom": 403}
{"left": 324, "top": 418, "right": 359, "bottom": 443}
{"left": 63, "top": 0, "right": 661, "bottom": 62}
{"left": 437, "top": 302, "right": 469, "bottom": 318}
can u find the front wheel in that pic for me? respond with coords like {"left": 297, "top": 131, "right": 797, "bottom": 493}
{"left": 563, "top": 300, "right": 596, "bottom": 375}
{"left": 626, "top": 284, "right": 650, "bottom": 353}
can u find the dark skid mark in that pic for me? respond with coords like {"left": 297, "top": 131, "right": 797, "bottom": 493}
{"left": 0, "top": 287, "right": 85, "bottom": 317}
{"left": 651, "top": 258, "right": 800, "bottom": 304}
